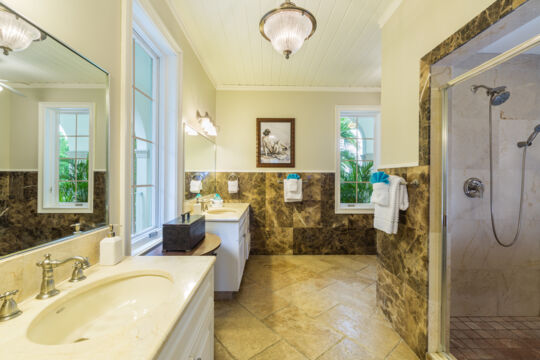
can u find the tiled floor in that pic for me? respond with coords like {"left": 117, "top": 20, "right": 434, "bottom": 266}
{"left": 214, "top": 255, "right": 419, "bottom": 360}
{"left": 450, "top": 316, "right": 540, "bottom": 360}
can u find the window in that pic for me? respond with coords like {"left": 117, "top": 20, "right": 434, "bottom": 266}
{"left": 335, "top": 106, "right": 379, "bottom": 214}
{"left": 131, "top": 33, "right": 160, "bottom": 246}
{"left": 38, "top": 103, "right": 94, "bottom": 213}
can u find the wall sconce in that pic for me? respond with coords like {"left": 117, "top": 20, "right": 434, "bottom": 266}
{"left": 197, "top": 111, "right": 217, "bottom": 137}
{"left": 0, "top": 6, "right": 46, "bottom": 56}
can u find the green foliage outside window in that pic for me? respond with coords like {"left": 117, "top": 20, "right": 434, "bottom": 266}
{"left": 58, "top": 137, "right": 89, "bottom": 203}
{"left": 340, "top": 117, "right": 374, "bottom": 204}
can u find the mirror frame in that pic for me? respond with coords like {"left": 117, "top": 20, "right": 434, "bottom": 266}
{"left": 0, "top": 2, "right": 110, "bottom": 260}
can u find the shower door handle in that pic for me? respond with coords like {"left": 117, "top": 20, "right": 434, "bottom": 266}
{"left": 464, "top": 178, "right": 484, "bottom": 198}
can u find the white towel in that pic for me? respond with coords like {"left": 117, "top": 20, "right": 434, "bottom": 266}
{"left": 228, "top": 180, "right": 239, "bottom": 194}
{"left": 370, "top": 182, "right": 389, "bottom": 206}
{"left": 373, "top": 175, "right": 409, "bottom": 234}
{"left": 284, "top": 179, "right": 302, "bottom": 202}
{"left": 190, "top": 180, "right": 202, "bottom": 193}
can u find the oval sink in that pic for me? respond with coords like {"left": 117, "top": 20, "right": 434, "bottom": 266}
{"left": 206, "top": 207, "right": 237, "bottom": 215}
{"left": 27, "top": 272, "right": 173, "bottom": 345}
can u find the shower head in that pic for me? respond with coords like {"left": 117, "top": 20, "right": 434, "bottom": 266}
{"left": 470, "top": 84, "right": 510, "bottom": 106}
{"left": 517, "top": 124, "right": 540, "bottom": 148}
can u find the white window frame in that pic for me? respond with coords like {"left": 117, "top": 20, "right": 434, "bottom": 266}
{"left": 128, "top": 0, "right": 181, "bottom": 256}
{"left": 131, "top": 31, "right": 161, "bottom": 251}
{"left": 335, "top": 105, "right": 380, "bottom": 214}
{"left": 38, "top": 102, "right": 95, "bottom": 213}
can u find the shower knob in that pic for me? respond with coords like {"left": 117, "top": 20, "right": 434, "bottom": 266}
{"left": 464, "top": 178, "right": 484, "bottom": 198}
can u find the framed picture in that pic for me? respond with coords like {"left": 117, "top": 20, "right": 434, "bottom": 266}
{"left": 256, "top": 118, "right": 295, "bottom": 168}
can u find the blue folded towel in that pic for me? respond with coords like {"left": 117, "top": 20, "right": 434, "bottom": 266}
{"left": 286, "top": 173, "right": 301, "bottom": 180}
{"left": 370, "top": 171, "right": 389, "bottom": 184}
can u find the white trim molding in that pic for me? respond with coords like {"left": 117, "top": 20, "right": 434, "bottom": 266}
{"left": 217, "top": 85, "right": 381, "bottom": 93}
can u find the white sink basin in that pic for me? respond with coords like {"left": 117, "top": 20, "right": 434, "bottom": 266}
{"left": 27, "top": 272, "right": 173, "bottom": 345}
{"left": 206, "top": 207, "right": 238, "bottom": 215}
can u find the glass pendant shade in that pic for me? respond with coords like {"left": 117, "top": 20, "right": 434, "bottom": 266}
{"left": 260, "top": 1, "right": 316, "bottom": 59}
{"left": 0, "top": 8, "right": 41, "bottom": 55}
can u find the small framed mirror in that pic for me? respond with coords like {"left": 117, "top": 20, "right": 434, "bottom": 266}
{"left": 0, "top": 3, "right": 109, "bottom": 259}
{"left": 183, "top": 124, "right": 216, "bottom": 202}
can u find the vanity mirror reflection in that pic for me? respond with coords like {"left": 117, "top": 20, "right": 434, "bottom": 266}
{"left": 0, "top": 3, "right": 109, "bottom": 258}
{"left": 184, "top": 124, "right": 216, "bottom": 201}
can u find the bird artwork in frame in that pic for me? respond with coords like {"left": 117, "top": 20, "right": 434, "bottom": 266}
{"left": 256, "top": 118, "right": 295, "bottom": 168}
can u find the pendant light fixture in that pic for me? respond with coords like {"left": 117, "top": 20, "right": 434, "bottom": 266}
{"left": 259, "top": 0, "right": 317, "bottom": 59}
{"left": 0, "top": 6, "right": 43, "bottom": 56}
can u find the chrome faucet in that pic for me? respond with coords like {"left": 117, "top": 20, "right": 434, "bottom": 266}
{"left": 35, "top": 254, "right": 90, "bottom": 299}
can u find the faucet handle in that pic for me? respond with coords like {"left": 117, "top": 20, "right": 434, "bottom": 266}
{"left": 36, "top": 253, "right": 52, "bottom": 267}
{"left": 69, "top": 259, "right": 89, "bottom": 282}
{"left": 0, "top": 289, "right": 22, "bottom": 322}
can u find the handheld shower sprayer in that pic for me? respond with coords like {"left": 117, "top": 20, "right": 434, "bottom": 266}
{"left": 517, "top": 124, "right": 540, "bottom": 148}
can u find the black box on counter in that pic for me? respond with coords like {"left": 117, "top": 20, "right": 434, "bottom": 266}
{"left": 162, "top": 214, "right": 205, "bottom": 251}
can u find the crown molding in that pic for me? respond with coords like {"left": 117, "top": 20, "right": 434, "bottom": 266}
{"left": 216, "top": 85, "right": 381, "bottom": 93}
{"left": 165, "top": 0, "right": 216, "bottom": 88}
{"left": 10, "top": 83, "right": 106, "bottom": 89}
{"left": 378, "top": 0, "right": 403, "bottom": 28}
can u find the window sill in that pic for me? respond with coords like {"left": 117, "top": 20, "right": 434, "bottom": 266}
{"left": 335, "top": 207, "right": 374, "bottom": 215}
{"left": 132, "top": 237, "right": 162, "bottom": 256}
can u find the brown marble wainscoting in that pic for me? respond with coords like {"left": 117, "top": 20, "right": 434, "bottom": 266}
{"left": 0, "top": 171, "right": 107, "bottom": 257}
{"left": 376, "top": 165, "right": 429, "bottom": 359}
{"left": 215, "top": 172, "right": 376, "bottom": 255}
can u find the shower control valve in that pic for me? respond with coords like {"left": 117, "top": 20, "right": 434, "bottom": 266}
{"left": 464, "top": 178, "right": 484, "bottom": 198}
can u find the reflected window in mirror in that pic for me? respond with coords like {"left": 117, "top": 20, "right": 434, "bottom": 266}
{"left": 38, "top": 103, "right": 94, "bottom": 213}
{"left": 131, "top": 32, "right": 161, "bottom": 249}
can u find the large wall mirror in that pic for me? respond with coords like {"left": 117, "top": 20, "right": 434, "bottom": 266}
{"left": 0, "top": 3, "right": 109, "bottom": 258}
{"left": 184, "top": 124, "right": 216, "bottom": 202}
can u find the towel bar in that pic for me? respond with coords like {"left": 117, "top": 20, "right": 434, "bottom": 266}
{"left": 191, "top": 173, "right": 203, "bottom": 181}
{"left": 228, "top": 173, "right": 239, "bottom": 181}
{"left": 405, "top": 179, "right": 420, "bottom": 186}
{"left": 277, "top": 179, "right": 309, "bottom": 184}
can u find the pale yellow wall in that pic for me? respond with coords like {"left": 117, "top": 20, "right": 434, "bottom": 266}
{"left": 380, "top": 0, "right": 496, "bottom": 166}
{"left": 216, "top": 91, "right": 380, "bottom": 171}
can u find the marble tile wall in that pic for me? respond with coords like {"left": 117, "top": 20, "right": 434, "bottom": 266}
{"left": 376, "top": 1, "right": 531, "bottom": 358}
{"left": 376, "top": 165, "right": 430, "bottom": 359}
{"left": 213, "top": 172, "right": 376, "bottom": 255}
{"left": 0, "top": 171, "right": 107, "bottom": 257}
{"left": 448, "top": 55, "right": 540, "bottom": 316}
{"left": 184, "top": 171, "right": 217, "bottom": 200}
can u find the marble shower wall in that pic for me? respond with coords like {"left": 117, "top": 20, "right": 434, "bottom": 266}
{"left": 376, "top": 165, "right": 429, "bottom": 359}
{"left": 448, "top": 55, "right": 540, "bottom": 316}
{"left": 214, "top": 172, "right": 376, "bottom": 255}
{"left": 0, "top": 171, "right": 107, "bottom": 257}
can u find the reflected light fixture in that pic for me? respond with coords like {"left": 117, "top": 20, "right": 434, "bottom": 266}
{"left": 197, "top": 111, "right": 217, "bottom": 137}
{"left": 185, "top": 125, "right": 198, "bottom": 136}
{"left": 259, "top": 0, "right": 317, "bottom": 59}
{"left": 0, "top": 6, "right": 44, "bottom": 56}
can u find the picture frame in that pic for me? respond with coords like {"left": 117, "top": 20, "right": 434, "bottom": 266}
{"left": 256, "top": 118, "right": 295, "bottom": 168}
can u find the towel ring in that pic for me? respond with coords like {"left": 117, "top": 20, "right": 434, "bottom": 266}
{"left": 228, "top": 173, "right": 239, "bottom": 181}
{"left": 191, "top": 173, "right": 203, "bottom": 181}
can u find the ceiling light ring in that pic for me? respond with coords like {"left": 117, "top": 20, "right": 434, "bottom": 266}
{"left": 259, "top": 2, "right": 317, "bottom": 43}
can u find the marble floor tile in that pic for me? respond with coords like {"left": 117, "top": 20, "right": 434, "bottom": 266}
{"left": 318, "top": 338, "right": 382, "bottom": 360}
{"left": 264, "top": 306, "right": 343, "bottom": 359}
{"left": 214, "top": 255, "right": 419, "bottom": 360}
{"left": 235, "top": 281, "right": 290, "bottom": 319}
{"left": 387, "top": 340, "right": 421, "bottom": 360}
{"left": 215, "top": 303, "right": 281, "bottom": 360}
{"left": 250, "top": 340, "right": 308, "bottom": 360}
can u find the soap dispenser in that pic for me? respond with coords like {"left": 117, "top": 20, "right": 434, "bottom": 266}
{"left": 100, "top": 224, "right": 124, "bottom": 266}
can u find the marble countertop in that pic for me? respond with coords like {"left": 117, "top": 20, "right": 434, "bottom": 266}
{"left": 204, "top": 202, "right": 249, "bottom": 222}
{"left": 0, "top": 256, "right": 215, "bottom": 360}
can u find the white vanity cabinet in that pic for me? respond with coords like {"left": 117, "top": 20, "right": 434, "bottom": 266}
{"left": 207, "top": 207, "right": 250, "bottom": 292}
{"left": 157, "top": 271, "right": 214, "bottom": 360}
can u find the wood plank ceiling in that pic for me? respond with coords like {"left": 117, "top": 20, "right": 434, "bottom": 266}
{"left": 169, "top": 0, "right": 396, "bottom": 89}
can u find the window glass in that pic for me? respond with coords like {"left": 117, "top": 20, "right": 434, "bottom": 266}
{"left": 337, "top": 111, "right": 378, "bottom": 211}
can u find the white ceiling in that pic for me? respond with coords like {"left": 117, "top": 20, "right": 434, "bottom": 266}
{"left": 169, "top": 0, "right": 397, "bottom": 89}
